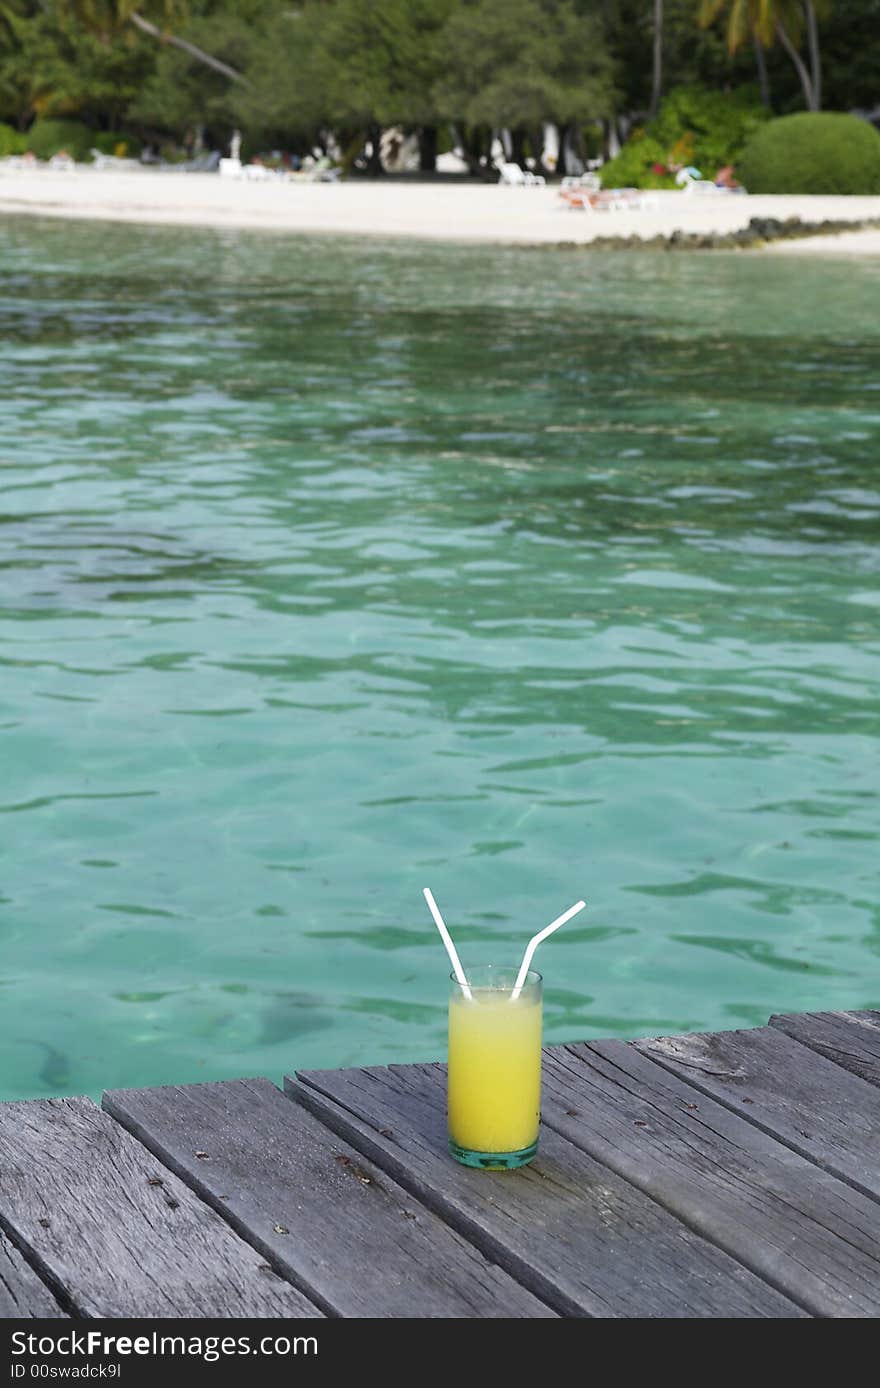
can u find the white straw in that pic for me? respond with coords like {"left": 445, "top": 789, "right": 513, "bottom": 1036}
{"left": 423, "top": 887, "right": 472, "bottom": 1000}
{"left": 511, "top": 900, "right": 587, "bottom": 1000}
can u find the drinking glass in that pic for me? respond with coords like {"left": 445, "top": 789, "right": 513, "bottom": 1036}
{"left": 447, "top": 965, "right": 542, "bottom": 1170}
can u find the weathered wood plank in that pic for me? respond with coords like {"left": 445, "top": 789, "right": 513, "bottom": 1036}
{"left": 0, "top": 1095, "right": 321, "bottom": 1318}
{"left": 634, "top": 1024, "right": 880, "bottom": 1202}
{"left": 539, "top": 1040, "right": 880, "bottom": 1317}
{"left": 0, "top": 1229, "right": 66, "bottom": 1319}
{"left": 289, "top": 1063, "right": 805, "bottom": 1318}
{"left": 103, "top": 1076, "right": 554, "bottom": 1319}
{"left": 770, "top": 1009, "right": 880, "bottom": 1088}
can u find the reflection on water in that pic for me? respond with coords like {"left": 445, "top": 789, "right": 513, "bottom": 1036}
{"left": 1, "top": 218, "right": 879, "bottom": 1099}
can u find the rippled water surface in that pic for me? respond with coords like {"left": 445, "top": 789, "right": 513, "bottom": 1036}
{"left": 1, "top": 217, "right": 879, "bottom": 1100}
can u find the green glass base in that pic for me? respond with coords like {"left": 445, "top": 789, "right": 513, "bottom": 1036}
{"left": 448, "top": 1137, "right": 538, "bottom": 1170}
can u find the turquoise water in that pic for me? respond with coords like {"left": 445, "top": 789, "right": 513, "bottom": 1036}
{"left": 1, "top": 217, "right": 879, "bottom": 1102}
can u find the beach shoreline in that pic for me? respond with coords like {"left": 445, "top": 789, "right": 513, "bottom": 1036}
{"left": 2, "top": 167, "right": 880, "bottom": 252}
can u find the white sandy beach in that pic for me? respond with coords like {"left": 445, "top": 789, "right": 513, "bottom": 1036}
{"left": 768, "top": 226, "right": 880, "bottom": 254}
{"left": 1, "top": 165, "right": 880, "bottom": 250}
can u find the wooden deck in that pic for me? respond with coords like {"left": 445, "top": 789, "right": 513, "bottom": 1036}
{"left": 1, "top": 1008, "right": 879, "bottom": 1319}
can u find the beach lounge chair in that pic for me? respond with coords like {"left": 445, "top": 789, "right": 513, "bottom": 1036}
{"left": 682, "top": 178, "right": 727, "bottom": 195}
{"left": 90, "top": 150, "right": 144, "bottom": 172}
{"left": 559, "top": 172, "right": 606, "bottom": 209}
{"left": 179, "top": 150, "right": 221, "bottom": 173}
{"left": 675, "top": 166, "right": 733, "bottom": 196}
{"left": 561, "top": 185, "right": 652, "bottom": 211}
{"left": 497, "top": 162, "right": 546, "bottom": 186}
{"left": 561, "top": 173, "right": 601, "bottom": 193}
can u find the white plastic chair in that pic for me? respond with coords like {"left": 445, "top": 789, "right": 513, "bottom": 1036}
{"left": 682, "top": 179, "right": 725, "bottom": 195}
{"left": 498, "top": 162, "right": 545, "bottom": 186}
{"left": 498, "top": 162, "right": 526, "bottom": 185}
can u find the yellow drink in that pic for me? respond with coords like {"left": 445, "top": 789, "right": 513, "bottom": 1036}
{"left": 447, "top": 967, "right": 542, "bottom": 1168}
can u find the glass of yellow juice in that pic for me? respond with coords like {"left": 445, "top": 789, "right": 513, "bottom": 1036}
{"left": 447, "top": 965, "right": 542, "bottom": 1170}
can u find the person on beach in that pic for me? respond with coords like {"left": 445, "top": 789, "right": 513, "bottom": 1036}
{"left": 715, "top": 164, "right": 741, "bottom": 189}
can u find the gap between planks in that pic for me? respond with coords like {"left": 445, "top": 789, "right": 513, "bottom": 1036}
{"left": 103, "top": 1076, "right": 556, "bottom": 1319}
{"left": 287, "top": 1061, "right": 807, "bottom": 1318}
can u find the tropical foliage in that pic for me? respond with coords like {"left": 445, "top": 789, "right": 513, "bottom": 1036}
{"left": 0, "top": 0, "right": 876, "bottom": 173}
{"left": 600, "top": 84, "right": 769, "bottom": 186}
{"left": 699, "top": 0, "right": 828, "bottom": 110}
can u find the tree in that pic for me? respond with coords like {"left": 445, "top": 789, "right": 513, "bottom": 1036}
{"left": 650, "top": 0, "right": 663, "bottom": 116}
{"left": 232, "top": 5, "right": 330, "bottom": 152}
{"left": 130, "top": 1, "right": 269, "bottom": 145}
{"left": 58, "top": 0, "right": 247, "bottom": 84}
{"left": 699, "top": 0, "right": 829, "bottom": 110}
{"left": 0, "top": 2, "right": 155, "bottom": 129}
{"left": 237, "top": 0, "right": 454, "bottom": 171}
{"left": 819, "top": 0, "right": 880, "bottom": 111}
{"left": 752, "top": 28, "right": 770, "bottom": 103}
{"left": 435, "top": 0, "right": 615, "bottom": 172}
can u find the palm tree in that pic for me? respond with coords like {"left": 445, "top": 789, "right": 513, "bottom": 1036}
{"left": 60, "top": 1, "right": 248, "bottom": 84}
{"left": 650, "top": 0, "right": 663, "bottom": 117}
{"left": 802, "top": 0, "right": 822, "bottom": 108}
{"left": 699, "top": 0, "right": 826, "bottom": 111}
{"left": 752, "top": 28, "right": 770, "bottom": 104}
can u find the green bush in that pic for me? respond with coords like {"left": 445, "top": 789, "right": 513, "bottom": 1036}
{"left": 26, "top": 119, "right": 94, "bottom": 162}
{"left": 651, "top": 85, "right": 768, "bottom": 172}
{"left": 91, "top": 131, "right": 143, "bottom": 159}
{"left": 738, "top": 112, "right": 880, "bottom": 194}
{"left": 601, "top": 84, "right": 768, "bottom": 189}
{"left": 600, "top": 133, "right": 677, "bottom": 189}
{"left": 0, "top": 123, "right": 27, "bottom": 158}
